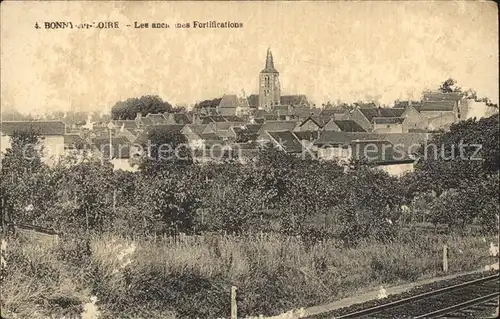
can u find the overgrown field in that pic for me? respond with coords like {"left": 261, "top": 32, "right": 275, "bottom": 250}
{"left": 1, "top": 232, "right": 495, "bottom": 318}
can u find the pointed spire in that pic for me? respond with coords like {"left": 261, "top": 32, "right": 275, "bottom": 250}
{"left": 266, "top": 47, "right": 274, "bottom": 69}
{"left": 261, "top": 48, "right": 278, "bottom": 73}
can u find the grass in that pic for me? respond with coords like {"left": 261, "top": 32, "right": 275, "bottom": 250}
{"left": 1, "top": 232, "right": 496, "bottom": 318}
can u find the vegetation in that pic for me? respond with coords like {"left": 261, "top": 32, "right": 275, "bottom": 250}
{"left": 111, "top": 95, "right": 173, "bottom": 120}
{"left": 1, "top": 232, "right": 494, "bottom": 319}
{"left": 1, "top": 114, "right": 498, "bottom": 318}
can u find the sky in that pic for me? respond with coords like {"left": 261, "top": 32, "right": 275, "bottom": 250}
{"left": 1, "top": 1, "right": 498, "bottom": 116}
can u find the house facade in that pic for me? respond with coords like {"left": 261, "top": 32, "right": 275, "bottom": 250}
{"left": 1, "top": 121, "right": 66, "bottom": 165}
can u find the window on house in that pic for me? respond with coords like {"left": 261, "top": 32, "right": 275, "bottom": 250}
{"left": 387, "top": 125, "right": 391, "bottom": 128}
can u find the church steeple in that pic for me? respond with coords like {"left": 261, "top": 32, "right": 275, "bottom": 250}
{"left": 261, "top": 48, "right": 278, "bottom": 73}
{"left": 259, "top": 48, "right": 280, "bottom": 109}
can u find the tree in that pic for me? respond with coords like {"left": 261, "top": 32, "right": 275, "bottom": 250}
{"left": 137, "top": 167, "right": 204, "bottom": 235}
{"left": 138, "top": 128, "right": 193, "bottom": 174}
{"left": 409, "top": 115, "right": 499, "bottom": 196}
{"left": 439, "top": 78, "right": 461, "bottom": 93}
{"left": 0, "top": 129, "right": 52, "bottom": 227}
{"left": 1, "top": 129, "right": 43, "bottom": 175}
{"left": 111, "top": 95, "right": 173, "bottom": 120}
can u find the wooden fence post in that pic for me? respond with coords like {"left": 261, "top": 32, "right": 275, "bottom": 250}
{"left": 231, "top": 286, "right": 237, "bottom": 319}
{"left": 442, "top": 244, "right": 448, "bottom": 272}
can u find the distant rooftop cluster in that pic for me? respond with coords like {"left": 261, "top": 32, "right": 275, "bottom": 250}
{"left": 1, "top": 50, "right": 498, "bottom": 176}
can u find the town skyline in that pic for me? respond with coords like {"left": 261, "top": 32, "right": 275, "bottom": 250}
{"left": 1, "top": 1, "right": 498, "bottom": 116}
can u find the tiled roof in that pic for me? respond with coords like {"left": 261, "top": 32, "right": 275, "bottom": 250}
{"left": 354, "top": 102, "right": 378, "bottom": 109}
{"left": 300, "top": 116, "right": 330, "bottom": 128}
{"left": 292, "top": 107, "right": 314, "bottom": 118}
{"left": 222, "top": 116, "right": 244, "bottom": 122}
{"left": 264, "top": 115, "right": 280, "bottom": 121}
{"left": 275, "top": 106, "right": 289, "bottom": 114}
{"left": 246, "top": 124, "right": 263, "bottom": 134}
{"left": 183, "top": 124, "right": 208, "bottom": 135}
{"left": 138, "top": 117, "right": 154, "bottom": 125}
{"left": 266, "top": 130, "right": 304, "bottom": 153}
{"left": 351, "top": 140, "right": 413, "bottom": 164}
{"left": 384, "top": 133, "right": 430, "bottom": 152}
{"left": 333, "top": 120, "right": 366, "bottom": 132}
{"left": 199, "top": 132, "right": 220, "bottom": 141}
{"left": 64, "top": 134, "right": 91, "bottom": 150}
{"left": 199, "top": 116, "right": 215, "bottom": 124}
{"left": 359, "top": 108, "right": 406, "bottom": 122}
{"left": 258, "top": 121, "right": 298, "bottom": 136}
{"left": 93, "top": 136, "right": 132, "bottom": 159}
{"left": 416, "top": 101, "right": 456, "bottom": 112}
{"left": 254, "top": 110, "right": 271, "bottom": 118}
{"left": 219, "top": 95, "right": 239, "bottom": 108}
{"left": 145, "top": 113, "right": 168, "bottom": 125}
{"left": 423, "top": 91, "right": 463, "bottom": 102}
{"left": 112, "top": 120, "right": 137, "bottom": 130}
{"left": 373, "top": 117, "right": 405, "bottom": 124}
{"left": 314, "top": 131, "right": 386, "bottom": 146}
{"left": 146, "top": 114, "right": 166, "bottom": 119}
{"left": 294, "top": 130, "right": 320, "bottom": 141}
{"left": 1, "top": 121, "right": 66, "bottom": 136}
{"left": 247, "top": 94, "right": 259, "bottom": 108}
{"left": 394, "top": 101, "right": 423, "bottom": 108}
{"left": 211, "top": 116, "right": 228, "bottom": 123}
{"left": 319, "top": 108, "right": 346, "bottom": 117}
{"left": 216, "top": 130, "right": 236, "bottom": 139}
{"left": 172, "top": 113, "right": 192, "bottom": 124}
{"left": 214, "top": 122, "right": 234, "bottom": 131}
{"left": 280, "top": 95, "right": 309, "bottom": 107}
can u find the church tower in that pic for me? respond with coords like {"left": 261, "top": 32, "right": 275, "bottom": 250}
{"left": 259, "top": 48, "right": 281, "bottom": 110}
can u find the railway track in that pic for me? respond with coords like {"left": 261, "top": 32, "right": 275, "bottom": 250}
{"left": 308, "top": 272, "right": 499, "bottom": 318}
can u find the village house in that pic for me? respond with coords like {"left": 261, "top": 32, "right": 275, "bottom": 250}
{"left": 145, "top": 113, "right": 169, "bottom": 125}
{"left": 217, "top": 94, "right": 240, "bottom": 116}
{"left": 1, "top": 121, "right": 66, "bottom": 166}
{"left": 348, "top": 107, "right": 405, "bottom": 132}
{"left": 256, "top": 121, "right": 299, "bottom": 142}
{"left": 313, "top": 131, "right": 416, "bottom": 176}
{"left": 372, "top": 117, "right": 405, "bottom": 133}
{"left": 319, "top": 108, "right": 348, "bottom": 119}
{"left": 92, "top": 135, "right": 137, "bottom": 172}
{"left": 266, "top": 130, "right": 304, "bottom": 154}
{"left": 296, "top": 117, "right": 367, "bottom": 132}
{"left": 348, "top": 106, "right": 426, "bottom": 133}
{"left": 134, "top": 113, "right": 154, "bottom": 128}
{"left": 165, "top": 112, "right": 192, "bottom": 125}
{"left": 194, "top": 98, "right": 221, "bottom": 116}
{"left": 331, "top": 120, "right": 367, "bottom": 132}
{"left": 63, "top": 133, "right": 94, "bottom": 160}
{"left": 296, "top": 116, "right": 332, "bottom": 131}
{"left": 181, "top": 124, "right": 214, "bottom": 149}
{"left": 414, "top": 101, "right": 459, "bottom": 131}
{"left": 412, "top": 91, "right": 465, "bottom": 130}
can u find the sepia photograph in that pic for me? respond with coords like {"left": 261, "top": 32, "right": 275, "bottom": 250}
{"left": 0, "top": 1, "right": 499, "bottom": 318}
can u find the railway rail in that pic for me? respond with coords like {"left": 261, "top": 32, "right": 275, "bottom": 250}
{"left": 308, "top": 272, "right": 499, "bottom": 318}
